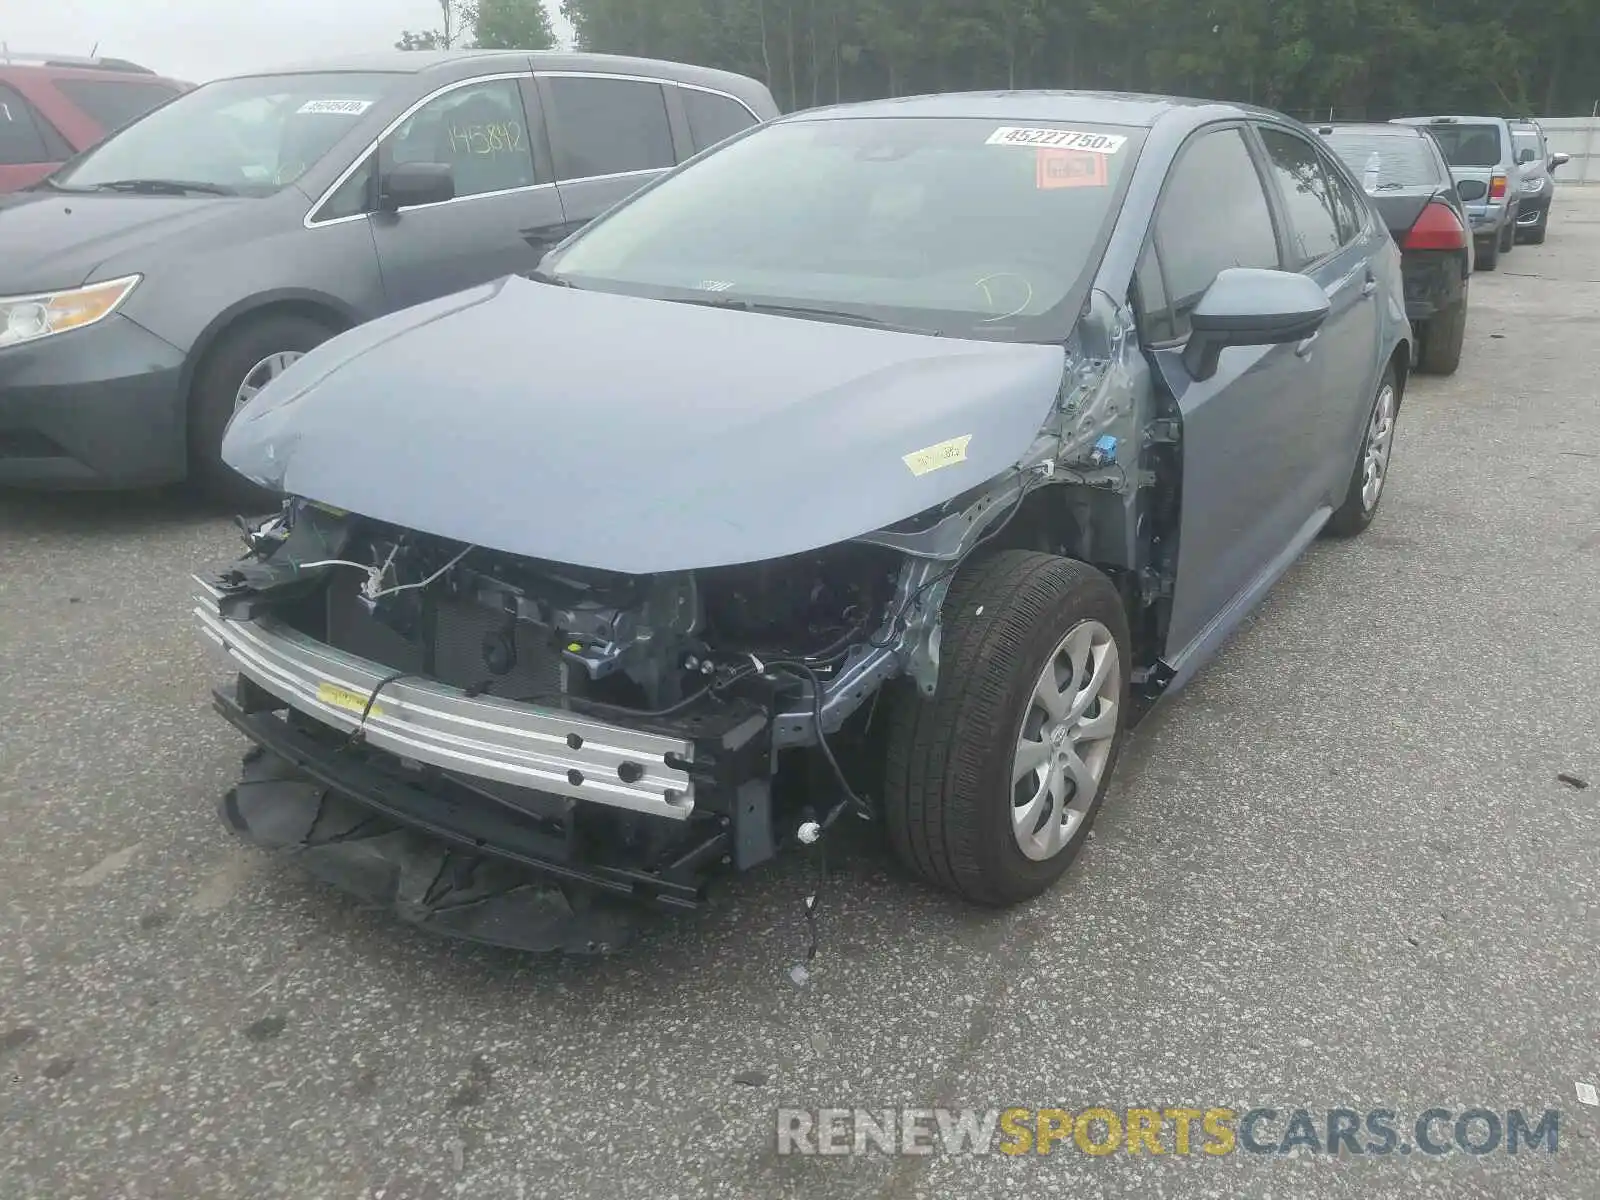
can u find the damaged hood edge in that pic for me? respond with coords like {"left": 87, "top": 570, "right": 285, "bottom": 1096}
{"left": 223, "top": 276, "right": 1072, "bottom": 573}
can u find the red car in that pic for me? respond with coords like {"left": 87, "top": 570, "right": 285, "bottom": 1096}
{"left": 0, "top": 53, "right": 189, "bottom": 192}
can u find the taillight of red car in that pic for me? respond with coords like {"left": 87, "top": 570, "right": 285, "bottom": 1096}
{"left": 1404, "top": 201, "right": 1469, "bottom": 251}
{"left": 1489, "top": 171, "right": 1508, "bottom": 200}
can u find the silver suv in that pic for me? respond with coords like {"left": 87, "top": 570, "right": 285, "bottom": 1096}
{"left": 1393, "top": 115, "right": 1521, "bottom": 269}
{"left": 1509, "top": 118, "right": 1571, "bottom": 244}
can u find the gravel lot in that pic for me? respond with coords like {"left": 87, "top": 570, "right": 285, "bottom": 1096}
{"left": 2, "top": 191, "right": 1598, "bottom": 1200}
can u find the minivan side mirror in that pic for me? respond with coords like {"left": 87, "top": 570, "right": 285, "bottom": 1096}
{"left": 1552, "top": 152, "right": 1571, "bottom": 169}
{"left": 378, "top": 161, "right": 455, "bottom": 213}
{"left": 1182, "top": 268, "right": 1331, "bottom": 383}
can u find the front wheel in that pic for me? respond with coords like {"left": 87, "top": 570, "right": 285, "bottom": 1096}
{"left": 1325, "top": 366, "right": 1399, "bottom": 538}
{"left": 188, "top": 314, "right": 336, "bottom": 509}
{"left": 883, "top": 551, "right": 1131, "bottom": 906}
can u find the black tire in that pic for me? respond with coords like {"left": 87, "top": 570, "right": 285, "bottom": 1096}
{"left": 1525, "top": 208, "right": 1549, "bottom": 245}
{"left": 1417, "top": 297, "right": 1466, "bottom": 376}
{"left": 1325, "top": 365, "right": 1399, "bottom": 538}
{"left": 882, "top": 551, "right": 1131, "bottom": 906}
{"left": 188, "top": 314, "right": 335, "bottom": 510}
{"left": 1475, "top": 236, "right": 1499, "bottom": 271}
{"left": 1498, "top": 218, "right": 1516, "bottom": 254}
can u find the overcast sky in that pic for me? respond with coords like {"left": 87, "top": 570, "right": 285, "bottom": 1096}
{"left": 2, "top": 0, "right": 574, "bottom": 84}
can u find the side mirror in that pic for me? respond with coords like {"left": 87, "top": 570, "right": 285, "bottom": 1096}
{"left": 1552, "top": 152, "right": 1571, "bottom": 169}
{"left": 1182, "top": 268, "right": 1331, "bottom": 383}
{"left": 1517, "top": 148, "right": 1537, "bottom": 164}
{"left": 378, "top": 161, "right": 455, "bottom": 213}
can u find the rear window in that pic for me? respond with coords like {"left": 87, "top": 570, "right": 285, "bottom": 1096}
{"left": 53, "top": 78, "right": 178, "bottom": 133}
{"left": 1425, "top": 123, "right": 1502, "bottom": 167}
{"left": 1322, "top": 130, "right": 1442, "bottom": 189}
{"left": 682, "top": 87, "right": 759, "bottom": 152}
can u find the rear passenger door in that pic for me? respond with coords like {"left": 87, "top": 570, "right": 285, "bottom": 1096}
{"left": 365, "top": 72, "right": 566, "bottom": 310}
{"left": 536, "top": 73, "right": 682, "bottom": 232}
{"left": 1254, "top": 124, "right": 1383, "bottom": 506}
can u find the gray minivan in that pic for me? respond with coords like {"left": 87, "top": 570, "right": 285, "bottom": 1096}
{"left": 0, "top": 50, "right": 778, "bottom": 500}
{"left": 1393, "top": 115, "right": 1522, "bottom": 269}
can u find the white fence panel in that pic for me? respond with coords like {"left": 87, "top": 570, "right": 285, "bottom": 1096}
{"left": 1538, "top": 116, "right": 1600, "bottom": 184}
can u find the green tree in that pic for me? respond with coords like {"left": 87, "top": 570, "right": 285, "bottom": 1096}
{"left": 396, "top": 0, "right": 471, "bottom": 50}
{"left": 472, "top": 0, "right": 559, "bottom": 49}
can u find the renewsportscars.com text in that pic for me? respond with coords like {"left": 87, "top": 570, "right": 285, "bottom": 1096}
{"left": 776, "top": 1106, "right": 1561, "bottom": 1157}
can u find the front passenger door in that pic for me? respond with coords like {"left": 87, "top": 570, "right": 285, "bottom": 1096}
{"left": 1141, "top": 125, "right": 1325, "bottom": 660}
{"left": 367, "top": 74, "right": 566, "bottom": 310}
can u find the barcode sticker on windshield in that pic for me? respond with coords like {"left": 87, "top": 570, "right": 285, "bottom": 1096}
{"left": 987, "top": 126, "right": 1126, "bottom": 154}
{"left": 297, "top": 99, "right": 374, "bottom": 116}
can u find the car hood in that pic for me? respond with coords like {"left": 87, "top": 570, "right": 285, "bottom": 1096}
{"left": 223, "top": 276, "right": 1070, "bottom": 573}
{"left": 0, "top": 192, "right": 246, "bottom": 293}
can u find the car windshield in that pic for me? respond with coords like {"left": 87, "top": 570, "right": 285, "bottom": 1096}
{"left": 52, "top": 72, "right": 404, "bottom": 195}
{"left": 1322, "top": 130, "right": 1440, "bottom": 189}
{"left": 53, "top": 77, "right": 180, "bottom": 133}
{"left": 542, "top": 115, "right": 1145, "bottom": 341}
{"left": 1425, "top": 123, "right": 1502, "bottom": 168}
{"left": 1513, "top": 131, "right": 1542, "bottom": 162}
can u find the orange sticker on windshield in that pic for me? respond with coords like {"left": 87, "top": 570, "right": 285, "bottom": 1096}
{"left": 1036, "top": 149, "right": 1108, "bottom": 189}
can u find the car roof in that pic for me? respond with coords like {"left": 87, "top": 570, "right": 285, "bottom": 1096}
{"left": 225, "top": 49, "right": 765, "bottom": 94}
{"left": 1395, "top": 115, "right": 1509, "bottom": 126}
{"left": 779, "top": 89, "right": 1287, "bottom": 130}
{"left": 1318, "top": 122, "right": 1429, "bottom": 137}
{"left": 0, "top": 61, "right": 187, "bottom": 87}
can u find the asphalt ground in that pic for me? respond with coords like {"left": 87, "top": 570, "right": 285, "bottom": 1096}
{"left": 2, "top": 192, "right": 1598, "bottom": 1200}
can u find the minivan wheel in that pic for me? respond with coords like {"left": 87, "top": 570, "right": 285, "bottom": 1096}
{"left": 882, "top": 550, "right": 1131, "bottom": 906}
{"left": 1325, "top": 366, "right": 1398, "bottom": 538}
{"left": 1498, "top": 219, "right": 1516, "bottom": 254}
{"left": 188, "top": 314, "right": 335, "bottom": 510}
{"left": 1475, "top": 236, "right": 1499, "bottom": 271}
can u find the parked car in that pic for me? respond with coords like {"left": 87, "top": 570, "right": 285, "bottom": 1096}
{"left": 0, "top": 52, "right": 188, "bottom": 192}
{"left": 1508, "top": 117, "right": 1570, "bottom": 244}
{"left": 0, "top": 50, "right": 779, "bottom": 498}
{"left": 1391, "top": 115, "right": 1521, "bottom": 269}
{"left": 196, "top": 92, "right": 1412, "bottom": 952}
{"left": 1318, "top": 121, "right": 1471, "bottom": 374}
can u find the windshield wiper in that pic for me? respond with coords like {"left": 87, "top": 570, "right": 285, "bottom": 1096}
{"left": 670, "top": 296, "right": 940, "bottom": 335}
{"left": 91, "top": 178, "right": 237, "bottom": 196}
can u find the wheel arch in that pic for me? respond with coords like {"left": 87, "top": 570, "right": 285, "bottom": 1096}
{"left": 180, "top": 290, "right": 361, "bottom": 410}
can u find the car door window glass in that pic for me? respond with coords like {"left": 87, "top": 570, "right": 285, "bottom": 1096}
{"left": 682, "top": 87, "right": 758, "bottom": 153}
{"left": 1154, "top": 127, "right": 1279, "bottom": 338}
{"left": 1134, "top": 242, "right": 1176, "bottom": 344}
{"left": 53, "top": 79, "right": 177, "bottom": 133}
{"left": 1317, "top": 147, "right": 1368, "bottom": 245}
{"left": 319, "top": 153, "right": 376, "bottom": 220}
{"left": 386, "top": 78, "right": 536, "bottom": 199}
{"left": 545, "top": 76, "right": 674, "bottom": 180}
{"left": 0, "top": 84, "right": 53, "bottom": 164}
{"left": 1259, "top": 127, "right": 1344, "bottom": 267}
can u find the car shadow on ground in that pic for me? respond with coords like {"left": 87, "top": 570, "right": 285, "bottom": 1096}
{"left": 0, "top": 485, "right": 227, "bottom": 534}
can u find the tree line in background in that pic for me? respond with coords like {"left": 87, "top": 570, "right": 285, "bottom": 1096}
{"left": 396, "top": 0, "right": 1600, "bottom": 119}
{"left": 397, "top": 0, "right": 557, "bottom": 52}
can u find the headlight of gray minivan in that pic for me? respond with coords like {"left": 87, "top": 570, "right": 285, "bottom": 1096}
{"left": 0, "top": 275, "right": 142, "bottom": 349}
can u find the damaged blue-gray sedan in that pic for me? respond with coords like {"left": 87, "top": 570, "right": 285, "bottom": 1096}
{"left": 194, "top": 92, "right": 1411, "bottom": 952}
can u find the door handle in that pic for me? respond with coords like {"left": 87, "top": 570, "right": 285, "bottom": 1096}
{"left": 1295, "top": 332, "right": 1319, "bottom": 358}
